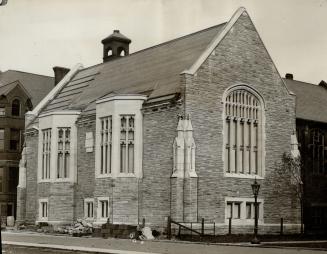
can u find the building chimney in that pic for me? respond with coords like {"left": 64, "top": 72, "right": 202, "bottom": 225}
{"left": 53, "top": 66, "right": 70, "bottom": 86}
{"left": 285, "top": 73, "right": 294, "bottom": 80}
{"left": 101, "top": 30, "right": 131, "bottom": 63}
{"left": 319, "top": 80, "right": 327, "bottom": 89}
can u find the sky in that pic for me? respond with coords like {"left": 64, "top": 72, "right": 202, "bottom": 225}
{"left": 0, "top": 0, "right": 326, "bottom": 84}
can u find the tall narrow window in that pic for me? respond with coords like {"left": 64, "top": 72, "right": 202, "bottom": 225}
{"left": 0, "top": 129, "right": 4, "bottom": 151}
{"left": 100, "top": 117, "right": 112, "bottom": 174}
{"left": 84, "top": 199, "right": 94, "bottom": 219}
{"left": 11, "top": 99, "right": 20, "bottom": 116}
{"left": 0, "top": 168, "right": 3, "bottom": 193}
{"left": 42, "top": 129, "right": 51, "bottom": 179}
{"left": 120, "top": 115, "right": 135, "bottom": 174}
{"left": 226, "top": 201, "right": 241, "bottom": 219}
{"left": 246, "top": 202, "right": 260, "bottom": 219}
{"left": 224, "top": 89, "right": 263, "bottom": 176}
{"left": 10, "top": 129, "right": 20, "bottom": 151}
{"left": 41, "top": 201, "right": 48, "bottom": 219}
{"left": 8, "top": 167, "right": 18, "bottom": 193}
{"left": 98, "top": 198, "right": 109, "bottom": 219}
{"left": 57, "top": 128, "right": 70, "bottom": 178}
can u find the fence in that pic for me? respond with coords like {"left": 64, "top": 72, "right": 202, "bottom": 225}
{"left": 166, "top": 217, "right": 287, "bottom": 239}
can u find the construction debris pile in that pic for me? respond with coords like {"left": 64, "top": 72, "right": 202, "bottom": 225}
{"left": 54, "top": 219, "right": 94, "bottom": 236}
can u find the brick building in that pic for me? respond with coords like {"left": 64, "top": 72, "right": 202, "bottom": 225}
{"left": 284, "top": 76, "right": 327, "bottom": 234}
{"left": 0, "top": 70, "right": 54, "bottom": 219}
{"left": 17, "top": 8, "right": 302, "bottom": 233}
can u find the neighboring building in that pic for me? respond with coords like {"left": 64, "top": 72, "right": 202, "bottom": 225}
{"left": 0, "top": 70, "right": 54, "bottom": 219}
{"left": 18, "top": 8, "right": 301, "bottom": 234}
{"left": 284, "top": 76, "right": 327, "bottom": 234}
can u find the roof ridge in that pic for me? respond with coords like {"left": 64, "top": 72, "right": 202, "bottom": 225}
{"left": 282, "top": 78, "right": 317, "bottom": 87}
{"left": 183, "top": 7, "right": 246, "bottom": 75}
{"left": 5, "top": 69, "right": 54, "bottom": 78}
{"left": 0, "top": 79, "right": 20, "bottom": 88}
{"left": 79, "top": 22, "right": 227, "bottom": 72}
{"left": 126, "top": 22, "right": 227, "bottom": 57}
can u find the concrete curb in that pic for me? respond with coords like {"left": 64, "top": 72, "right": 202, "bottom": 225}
{"left": 3, "top": 231, "right": 327, "bottom": 252}
{"left": 3, "top": 241, "right": 162, "bottom": 254}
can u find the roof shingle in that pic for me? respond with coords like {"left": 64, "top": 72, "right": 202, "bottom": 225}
{"left": 284, "top": 78, "right": 327, "bottom": 123}
{"left": 42, "top": 23, "right": 226, "bottom": 113}
{"left": 0, "top": 70, "right": 54, "bottom": 107}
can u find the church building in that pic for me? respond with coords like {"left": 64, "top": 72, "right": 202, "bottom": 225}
{"left": 17, "top": 8, "right": 302, "bottom": 234}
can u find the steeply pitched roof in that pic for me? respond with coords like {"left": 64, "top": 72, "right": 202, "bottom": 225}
{"left": 0, "top": 82, "right": 18, "bottom": 96}
{"left": 0, "top": 70, "right": 54, "bottom": 107}
{"left": 0, "top": 80, "right": 31, "bottom": 98}
{"left": 42, "top": 22, "right": 226, "bottom": 114}
{"left": 284, "top": 78, "right": 327, "bottom": 123}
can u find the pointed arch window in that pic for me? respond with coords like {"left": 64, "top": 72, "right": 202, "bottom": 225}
{"left": 57, "top": 127, "right": 71, "bottom": 178}
{"left": 223, "top": 87, "right": 264, "bottom": 177}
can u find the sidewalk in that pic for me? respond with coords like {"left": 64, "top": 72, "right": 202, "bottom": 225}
{"left": 2, "top": 231, "right": 327, "bottom": 254}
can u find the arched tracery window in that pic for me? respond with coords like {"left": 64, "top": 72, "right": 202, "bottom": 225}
{"left": 223, "top": 87, "right": 264, "bottom": 176}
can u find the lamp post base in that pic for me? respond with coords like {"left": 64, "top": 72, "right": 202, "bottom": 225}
{"left": 251, "top": 236, "right": 260, "bottom": 244}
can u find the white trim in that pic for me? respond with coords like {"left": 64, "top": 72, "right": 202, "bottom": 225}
{"left": 84, "top": 198, "right": 95, "bottom": 219}
{"left": 96, "top": 95, "right": 147, "bottom": 104}
{"left": 97, "top": 197, "right": 110, "bottom": 222}
{"left": 117, "top": 173, "right": 137, "bottom": 177}
{"left": 38, "top": 198, "right": 49, "bottom": 221}
{"left": 182, "top": 7, "right": 246, "bottom": 75}
{"left": 224, "top": 173, "right": 264, "bottom": 179}
{"left": 95, "top": 96, "right": 146, "bottom": 179}
{"left": 221, "top": 84, "right": 266, "bottom": 110}
{"left": 39, "top": 111, "right": 81, "bottom": 118}
{"left": 37, "top": 113, "right": 79, "bottom": 183}
{"left": 225, "top": 197, "right": 264, "bottom": 225}
{"left": 26, "top": 63, "right": 84, "bottom": 127}
{"left": 221, "top": 84, "right": 266, "bottom": 178}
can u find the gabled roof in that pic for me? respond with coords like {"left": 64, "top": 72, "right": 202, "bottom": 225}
{"left": 0, "top": 81, "right": 18, "bottom": 96}
{"left": 284, "top": 78, "right": 327, "bottom": 123}
{"left": 0, "top": 70, "right": 54, "bottom": 107}
{"left": 0, "top": 80, "right": 31, "bottom": 98}
{"left": 42, "top": 21, "right": 226, "bottom": 114}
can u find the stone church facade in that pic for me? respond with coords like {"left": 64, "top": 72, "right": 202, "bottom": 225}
{"left": 17, "top": 8, "right": 301, "bottom": 233}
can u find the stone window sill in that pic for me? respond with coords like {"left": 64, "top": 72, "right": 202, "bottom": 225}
{"left": 224, "top": 173, "right": 264, "bottom": 179}
{"left": 225, "top": 219, "right": 264, "bottom": 225}
{"left": 96, "top": 174, "right": 113, "bottom": 179}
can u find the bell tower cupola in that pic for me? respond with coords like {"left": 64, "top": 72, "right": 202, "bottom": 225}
{"left": 101, "top": 30, "right": 131, "bottom": 63}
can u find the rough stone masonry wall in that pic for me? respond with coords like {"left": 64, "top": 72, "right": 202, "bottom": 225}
{"left": 75, "top": 107, "right": 181, "bottom": 228}
{"left": 183, "top": 12, "right": 299, "bottom": 232}
{"left": 76, "top": 117, "right": 140, "bottom": 225}
{"left": 16, "top": 187, "right": 26, "bottom": 224}
{"left": 24, "top": 132, "right": 39, "bottom": 224}
{"left": 94, "top": 177, "right": 139, "bottom": 225}
{"left": 37, "top": 182, "right": 75, "bottom": 223}
{"left": 141, "top": 106, "right": 182, "bottom": 229}
{"left": 75, "top": 119, "right": 96, "bottom": 220}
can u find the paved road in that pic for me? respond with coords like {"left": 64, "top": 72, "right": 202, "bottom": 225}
{"left": 2, "top": 231, "right": 327, "bottom": 254}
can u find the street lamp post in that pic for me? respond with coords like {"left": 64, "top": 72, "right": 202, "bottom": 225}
{"left": 251, "top": 178, "right": 260, "bottom": 244}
